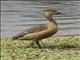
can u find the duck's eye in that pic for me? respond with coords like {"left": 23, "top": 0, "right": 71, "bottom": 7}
{"left": 53, "top": 10, "right": 57, "bottom": 12}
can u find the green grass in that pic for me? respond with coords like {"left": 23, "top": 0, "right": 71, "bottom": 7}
{"left": 1, "top": 35, "right": 80, "bottom": 60}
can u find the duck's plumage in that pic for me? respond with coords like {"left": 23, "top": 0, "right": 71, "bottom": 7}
{"left": 12, "top": 9, "right": 60, "bottom": 48}
{"left": 13, "top": 24, "right": 47, "bottom": 40}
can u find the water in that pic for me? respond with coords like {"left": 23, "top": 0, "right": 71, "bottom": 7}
{"left": 1, "top": 1, "right": 80, "bottom": 36}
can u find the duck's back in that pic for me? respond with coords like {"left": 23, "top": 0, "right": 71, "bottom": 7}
{"left": 13, "top": 24, "right": 47, "bottom": 40}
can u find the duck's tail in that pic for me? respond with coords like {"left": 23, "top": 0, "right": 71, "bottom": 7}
{"left": 12, "top": 32, "right": 28, "bottom": 40}
{"left": 12, "top": 34, "right": 23, "bottom": 40}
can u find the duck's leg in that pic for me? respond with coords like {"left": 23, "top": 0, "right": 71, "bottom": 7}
{"left": 30, "top": 41, "right": 35, "bottom": 48}
{"left": 36, "top": 41, "right": 42, "bottom": 48}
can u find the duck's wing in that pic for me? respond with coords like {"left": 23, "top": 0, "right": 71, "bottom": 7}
{"left": 12, "top": 24, "right": 47, "bottom": 40}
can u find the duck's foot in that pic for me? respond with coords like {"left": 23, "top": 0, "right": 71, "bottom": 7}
{"left": 29, "top": 41, "right": 35, "bottom": 48}
{"left": 27, "top": 41, "right": 42, "bottom": 48}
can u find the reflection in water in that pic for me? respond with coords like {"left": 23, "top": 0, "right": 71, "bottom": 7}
{"left": 1, "top": 1, "right": 80, "bottom": 36}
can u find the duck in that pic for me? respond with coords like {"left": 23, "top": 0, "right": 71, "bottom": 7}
{"left": 12, "top": 9, "right": 60, "bottom": 48}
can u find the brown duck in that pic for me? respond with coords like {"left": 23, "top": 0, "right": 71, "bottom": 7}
{"left": 13, "top": 9, "right": 60, "bottom": 48}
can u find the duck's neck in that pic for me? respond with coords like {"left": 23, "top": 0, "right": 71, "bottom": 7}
{"left": 46, "top": 17, "right": 57, "bottom": 25}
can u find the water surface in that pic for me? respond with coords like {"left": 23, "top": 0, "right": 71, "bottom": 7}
{"left": 1, "top": 1, "right": 80, "bottom": 36}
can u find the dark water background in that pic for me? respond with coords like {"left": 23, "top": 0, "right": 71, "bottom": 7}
{"left": 1, "top": 1, "right": 80, "bottom": 36}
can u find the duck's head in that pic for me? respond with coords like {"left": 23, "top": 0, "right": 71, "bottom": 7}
{"left": 43, "top": 9, "right": 60, "bottom": 18}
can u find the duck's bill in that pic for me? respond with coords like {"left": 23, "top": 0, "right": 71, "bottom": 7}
{"left": 57, "top": 12, "right": 62, "bottom": 15}
{"left": 57, "top": 12, "right": 65, "bottom": 15}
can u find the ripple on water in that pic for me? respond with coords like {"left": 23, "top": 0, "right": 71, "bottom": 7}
{"left": 1, "top": 1, "right": 80, "bottom": 36}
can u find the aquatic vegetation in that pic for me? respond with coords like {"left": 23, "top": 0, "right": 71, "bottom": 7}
{"left": 1, "top": 35, "right": 80, "bottom": 60}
